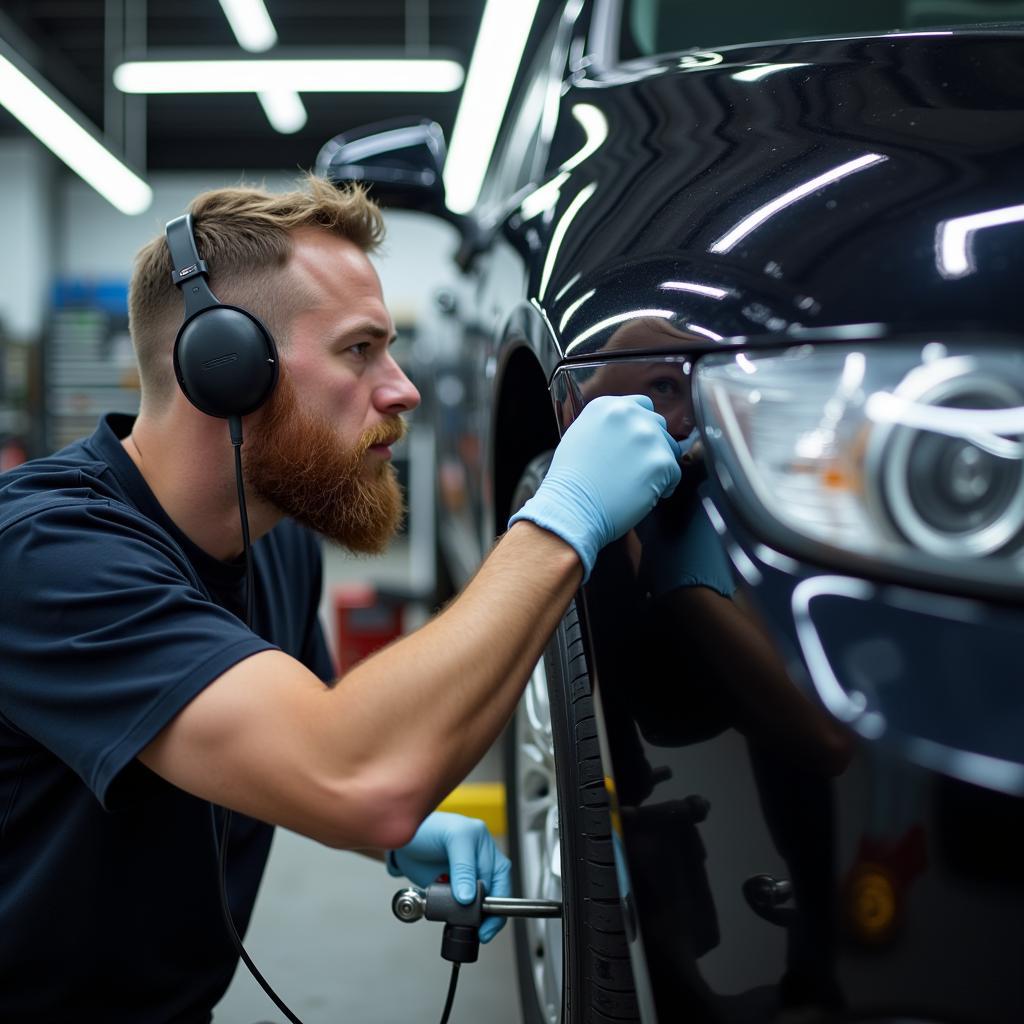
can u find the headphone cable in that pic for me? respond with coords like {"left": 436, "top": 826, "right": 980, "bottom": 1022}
{"left": 211, "top": 415, "right": 306, "bottom": 1024}
{"left": 214, "top": 416, "right": 464, "bottom": 1024}
{"left": 229, "top": 415, "right": 255, "bottom": 626}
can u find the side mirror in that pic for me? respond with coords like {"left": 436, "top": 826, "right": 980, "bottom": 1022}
{"left": 317, "top": 117, "right": 451, "bottom": 218}
{"left": 316, "top": 116, "right": 481, "bottom": 265}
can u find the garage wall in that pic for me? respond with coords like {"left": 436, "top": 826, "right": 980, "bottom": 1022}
{"left": 0, "top": 140, "right": 460, "bottom": 340}
{"left": 0, "top": 138, "right": 56, "bottom": 341}
{"left": 57, "top": 171, "right": 461, "bottom": 327}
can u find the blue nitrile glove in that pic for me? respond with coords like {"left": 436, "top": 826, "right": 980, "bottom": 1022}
{"left": 508, "top": 394, "right": 682, "bottom": 581}
{"left": 386, "top": 811, "right": 512, "bottom": 943}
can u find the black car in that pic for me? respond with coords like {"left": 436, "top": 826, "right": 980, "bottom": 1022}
{"left": 318, "top": 2, "right": 1024, "bottom": 1021}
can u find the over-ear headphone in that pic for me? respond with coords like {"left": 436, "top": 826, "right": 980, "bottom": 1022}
{"left": 165, "top": 213, "right": 279, "bottom": 420}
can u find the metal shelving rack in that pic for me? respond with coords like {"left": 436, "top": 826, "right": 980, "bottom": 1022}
{"left": 44, "top": 309, "right": 140, "bottom": 452}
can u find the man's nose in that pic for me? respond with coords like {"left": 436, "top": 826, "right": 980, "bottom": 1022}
{"left": 376, "top": 355, "right": 421, "bottom": 414}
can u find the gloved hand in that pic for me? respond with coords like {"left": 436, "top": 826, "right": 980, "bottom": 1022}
{"left": 509, "top": 395, "right": 682, "bottom": 580}
{"left": 386, "top": 811, "right": 512, "bottom": 943}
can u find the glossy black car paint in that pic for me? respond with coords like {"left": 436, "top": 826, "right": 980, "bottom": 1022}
{"left": 534, "top": 32, "right": 1024, "bottom": 357}
{"left": 502, "top": 23, "right": 1024, "bottom": 1024}
{"left": 336, "top": 12, "right": 1024, "bottom": 1024}
{"left": 526, "top": 29, "right": 1024, "bottom": 1023}
{"left": 560, "top": 354, "right": 1024, "bottom": 1021}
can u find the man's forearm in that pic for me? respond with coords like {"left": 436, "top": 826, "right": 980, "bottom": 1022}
{"left": 334, "top": 521, "right": 582, "bottom": 821}
{"left": 137, "top": 396, "right": 679, "bottom": 851}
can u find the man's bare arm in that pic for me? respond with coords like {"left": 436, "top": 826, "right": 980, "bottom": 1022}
{"left": 139, "top": 521, "right": 580, "bottom": 850}
{"left": 141, "top": 395, "right": 681, "bottom": 851}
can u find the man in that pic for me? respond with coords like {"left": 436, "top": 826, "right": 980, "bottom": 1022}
{"left": 0, "top": 176, "right": 681, "bottom": 1021}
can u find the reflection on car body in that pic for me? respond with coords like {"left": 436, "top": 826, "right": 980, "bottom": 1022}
{"left": 321, "top": 0, "right": 1024, "bottom": 1020}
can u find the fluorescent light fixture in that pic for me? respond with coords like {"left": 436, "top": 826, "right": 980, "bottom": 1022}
{"left": 685, "top": 323, "right": 724, "bottom": 342}
{"left": 443, "top": 0, "right": 541, "bottom": 214}
{"left": 540, "top": 182, "right": 596, "bottom": 302}
{"left": 257, "top": 90, "right": 307, "bottom": 133}
{"left": 0, "top": 49, "right": 151, "bottom": 215}
{"left": 558, "top": 287, "right": 596, "bottom": 333}
{"left": 732, "top": 62, "right": 810, "bottom": 83}
{"left": 114, "top": 58, "right": 465, "bottom": 94}
{"left": 660, "top": 281, "right": 729, "bottom": 299}
{"left": 218, "top": 0, "right": 277, "bottom": 52}
{"left": 935, "top": 202, "right": 1024, "bottom": 279}
{"left": 218, "top": 1, "right": 307, "bottom": 136}
{"left": 519, "top": 104, "right": 609, "bottom": 219}
{"left": 565, "top": 308, "right": 674, "bottom": 355}
{"left": 711, "top": 153, "right": 886, "bottom": 254}
{"left": 561, "top": 103, "right": 608, "bottom": 171}
{"left": 519, "top": 170, "right": 568, "bottom": 221}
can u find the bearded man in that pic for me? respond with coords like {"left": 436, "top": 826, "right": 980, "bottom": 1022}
{"left": 0, "top": 176, "right": 681, "bottom": 1022}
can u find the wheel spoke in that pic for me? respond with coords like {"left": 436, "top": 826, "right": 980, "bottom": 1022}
{"left": 514, "top": 654, "right": 564, "bottom": 1024}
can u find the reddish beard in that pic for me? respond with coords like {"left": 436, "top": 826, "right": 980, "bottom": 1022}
{"left": 242, "top": 369, "right": 407, "bottom": 553}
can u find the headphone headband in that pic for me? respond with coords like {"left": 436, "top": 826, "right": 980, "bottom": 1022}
{"left": 166, "top": 214, "right": 219, "bottom": 319}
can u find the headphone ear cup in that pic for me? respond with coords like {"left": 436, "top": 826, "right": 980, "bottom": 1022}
{"left": 174, "top": 306, "right": 278, "bottom": 418}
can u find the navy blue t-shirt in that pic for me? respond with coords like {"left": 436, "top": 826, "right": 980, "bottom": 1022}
{"left": 0, "top": 413, "right": 335, "bottom": 1022}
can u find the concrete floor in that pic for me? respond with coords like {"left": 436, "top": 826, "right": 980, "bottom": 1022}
{"left": 213, "top": 829, "right": 520, "bottom": 1023}
{"left": 214, "top": 540, "right": 522, "bottom": 1023}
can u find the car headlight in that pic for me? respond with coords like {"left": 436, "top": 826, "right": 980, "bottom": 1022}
{"left": 693, "top": 340, "right": 1024, "bottom": 592}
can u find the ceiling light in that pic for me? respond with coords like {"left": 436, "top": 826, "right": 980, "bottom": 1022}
{"left": 218, "top": 1, "right": 308, "bottom": 136}
{"left": 218, "top": 0, "right": 277, "bottom": 53}
{"left": 710, "top": 153, "right": 886, "bottom": 254}
{"left": 114, "top": 58, "right": 465, "bottom": 94}
{"left": 0, "top": 47, "right": 150, "bottom": 215}
{"left": 936, "top": 202, "right": 1024, "bottom": 279}
{"left": 257, "top": 89, "right": 307, "bottom": 133}
{"left": 732, "top": 62, "right": 810, "bottom": 83}
{"left": 443, "top": 0, "right": 541, "bottom": 214}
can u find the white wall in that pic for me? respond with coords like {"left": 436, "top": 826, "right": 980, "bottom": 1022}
{"left": 0, "top": 138, "right": 56, "bottom": 340}
{"left": 57, "top": 172, "right": 461, "bottom": 328}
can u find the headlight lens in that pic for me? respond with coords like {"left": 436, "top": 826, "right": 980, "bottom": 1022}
{"left": 694, "top": 341, "right": 1024, "bottom": 587}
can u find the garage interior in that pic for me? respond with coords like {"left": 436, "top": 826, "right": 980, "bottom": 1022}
{"left": 0, "top": 1, "right": 554, "bottom": 1021}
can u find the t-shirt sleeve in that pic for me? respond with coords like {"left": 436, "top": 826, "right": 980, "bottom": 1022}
{"left": 0, "top": 500, "right": 277, "bottom": 808}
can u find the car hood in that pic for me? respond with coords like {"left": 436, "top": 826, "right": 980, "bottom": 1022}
{"left": 522, "top": 30, "right": 1024, "bottom": 359}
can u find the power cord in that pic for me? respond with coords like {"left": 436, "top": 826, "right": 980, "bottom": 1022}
{"left": 439, "top": 963, "right": 460, "bottom": 1024}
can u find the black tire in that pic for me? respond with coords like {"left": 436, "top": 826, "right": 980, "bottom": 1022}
{"left": 505, "top": 453, "right": 639, "bottom": 1024}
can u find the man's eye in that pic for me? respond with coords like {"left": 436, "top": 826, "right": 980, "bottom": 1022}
{"left": 348, "top": 342, "right": 371, "bottom": 357}
{"left": 650, "top": 378, "right": 680, "bottom": 396}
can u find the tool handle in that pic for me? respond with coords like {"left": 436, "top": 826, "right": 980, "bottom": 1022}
{"left": 481, "top": 896, "right": 562, "bottom": 918}
{"left": 391, "top": 883, "right": 563, "bottom": 924}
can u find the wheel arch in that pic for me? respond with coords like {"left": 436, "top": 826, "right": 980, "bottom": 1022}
{"left": 492, "top": 343, "right": 561, "bottom": 533}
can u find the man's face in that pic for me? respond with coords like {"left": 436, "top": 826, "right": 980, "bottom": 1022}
{"left": 581, "top": 359, "right": 694, "bottom": 440}
{"left": 243, "top": 228, "right": 421, "bottom": 552}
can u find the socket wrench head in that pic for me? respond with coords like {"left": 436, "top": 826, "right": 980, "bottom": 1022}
{"left": 392, "top": 887, "right": 426, "bottom": 923}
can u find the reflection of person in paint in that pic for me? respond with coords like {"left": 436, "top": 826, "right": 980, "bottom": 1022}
{"left": 575, "top": 312, "right": 855, "bottom": 1018}
{"left": 576, "top": 316, "right": 699, "bottom": 440}
{"left": 576, "top": 313, "right": 852, "bottom": 775}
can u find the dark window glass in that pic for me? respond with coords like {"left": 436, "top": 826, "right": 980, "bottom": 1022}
{"left": 620, "top": 0, "right": 1024, "bottom": 59}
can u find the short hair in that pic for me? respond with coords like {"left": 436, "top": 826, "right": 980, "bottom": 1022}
{"left": 128, "top": 174, "right": 385, "bottom": 412}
